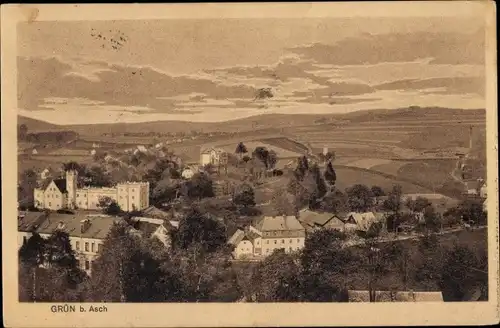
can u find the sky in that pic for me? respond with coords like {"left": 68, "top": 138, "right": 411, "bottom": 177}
{"left": 17, "top": 17, "right": 486, "bottom": 125}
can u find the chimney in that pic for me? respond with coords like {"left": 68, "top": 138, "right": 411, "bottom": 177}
{"left": 80, "top": 219, "right": 91, "bottom": 234}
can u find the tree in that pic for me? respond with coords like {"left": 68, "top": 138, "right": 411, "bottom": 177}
{"left": 235, "top": 142, "right": 248, "bottom": 159}
{"left": 62, "top": 161, "right": 85, "bottom": 174}
{"left": 457, "top": 199, "right": 487, "bottom": 226}
{"left": 97, "top": 196, "right": 122, "bottom": 215}
{"left": 407, "top": 196, "right": 432, "bottom": 213}
{"left": 83, "top": 165, "right": 112, "bottom": 187}
{"left": 19, "top": 169, "right": 38, "bottom": 207}
{"left": 232, "top": 183, "right": 256, "bottom": 208}
{"left": 346, "top": 184, "right": 374, "bottom": 212}
{"left": 324, "top": 161, "right": 337, "bottom": 187}
{"left": 371, "top": 186, "right": 385, "bottom": 197}
{"left": 422, "top": 205, "right": 441, "bottom": 233}
{"left": 251, "top": 250, "right": 301, "bottom": 302}
{"left": 89, "top": 222, "right": 144, "bottom": 302}
{"left": 255, "top": 87, "right": 274, "bottom": 100}
{"left": 270, "top": 189, "right": 297, "bottom": 216}
{"left": 383, "top": 184, "right": 403, "bottom": 214}
{"left": 300, "top": 229, "right": 351, "bottom": 302}
{"left": 18, "top": 124, "right": 29, "bottom": 140}
{"left": 320, "top": 190, "right": 348, "bottom": 214}
{"left": 440, "top": 245, "right": 486, "bottom": 301}
{"left": 182, "top": 173, "right": 214, "bottom": 200}
{"left": 413, "top": 234, "right": 444, "bottom": 290}
{"left": 267, "top": 150, "right": 278, "bottom": 169}
{"left": 172, "top": 209, "right": 227, "bottom": 253}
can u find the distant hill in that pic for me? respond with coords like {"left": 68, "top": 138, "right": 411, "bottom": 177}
{"left": 17, "top": 107, "right": 486, "bottom": 136}
{"left": 17, "top": 116, "right": 62, "bottom": 132}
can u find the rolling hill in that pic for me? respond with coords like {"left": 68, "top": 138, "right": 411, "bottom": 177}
{"left": 17, "top": 107, "right": 486, "bottom": 136}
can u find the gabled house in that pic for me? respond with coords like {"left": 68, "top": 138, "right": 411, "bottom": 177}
{"left": 297, "top": 209, "right": 344, "bottom": 233}
{"left": 129, "top": 217, "right": 174, "bottom": 248}
{"left": 228, "top": 229, "right": 258, "bottom": 259}
{"left": 200, "top": 147, "right": 225, "bottom": 166}
{"left": 344, "top": 212, "right": 384, "bottom": 233}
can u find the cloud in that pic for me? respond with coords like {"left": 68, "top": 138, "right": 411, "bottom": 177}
{"left": 289, "top": 31, "right": 484, "bottom": 66}
{"left": 17, "top": 56, "right": 258, "bottom": 114}
{"left": 374, "top": 76, "right": 484, "bottom": 96}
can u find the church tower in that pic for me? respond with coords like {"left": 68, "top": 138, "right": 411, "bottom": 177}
{"left": 66, "top": 170, "right": 78, "bottom": 209}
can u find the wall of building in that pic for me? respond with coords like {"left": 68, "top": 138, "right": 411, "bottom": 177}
{"left": 39, "top": 181, "right": 66, "bottom": 210}
{"left": 76, "top": 188, "right": 117, "bottom": 210}
{"left": 260, "top": 236, "right": 305, "bottom": 256}
{"left": 117, "top": 182, "right": 149, "bottom": 212}
{"left": 234, "top": 240, "right": 254, "bottom": 259}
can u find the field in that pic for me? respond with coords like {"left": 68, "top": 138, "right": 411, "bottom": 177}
{"left": 216, "top": 141, "right": 302, "bottom": 159}
{"left": 334, "top": 167, "right": 434, "bottom": 194}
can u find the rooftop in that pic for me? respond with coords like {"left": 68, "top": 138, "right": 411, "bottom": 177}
{"left": 255, "top": 215, "right": 305, "bottom": 232}
{"left": 18, "top": 211, "right": 48, "bottom": 232}
{"left": 35, "top": 213, "right": 123, "bottom": 239}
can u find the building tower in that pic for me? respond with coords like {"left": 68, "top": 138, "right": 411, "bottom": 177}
{"left": 66, "top": 170, "right": 78, "bottom": 209}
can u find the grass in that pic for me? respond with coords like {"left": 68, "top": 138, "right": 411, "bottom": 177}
{"left": 334, "top": 167, "right": 433, "bottom": 194}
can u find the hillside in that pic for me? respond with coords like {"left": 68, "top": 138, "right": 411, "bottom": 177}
{"left": 17, "top": 116, "right": 62, "bottom": 132}
{"left": 17, "top": 107, "right": 486, "bottom": 136}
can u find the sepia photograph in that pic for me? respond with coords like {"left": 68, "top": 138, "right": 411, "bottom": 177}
{"left": 2, "top": 2, "right": 498, "bottom": 327}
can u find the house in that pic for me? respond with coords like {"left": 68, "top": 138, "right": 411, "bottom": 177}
{"left": 34, "top": 170, "right": 150, "bottom": 212}
{"left": 483, "top": 198, "right": 488, "bottom": 212}
{"left": 344, "top": 212, "right": 384, "bottom": 233}
{"left": 32, "top": 148, "right": 38, "bottom": 155}
{"left": 181, "top": 167, "right": 195, "bottom": 180}
{"left": 129, "top": 217, "right": 174, "bottom": 247}
{"left": 142, "top": 206, "right": 170, "bottom": 220}
{"left": 228, "top": 229, "right": 260, "bottom": 259}
{"left": 92, "top": 143, "right": 100, "bottom": 148}
{"left": 18, "top": 211, "right": 123, "bottom": 275}
{"left": 253, "top": 215, "right": 306, "bottom": 256}
{"left": 297, "top": 209, "right": 345, "bottom": 233}
{"left": 347, "top": 290, "right": 444, "bottom": 302}
{"left": 90, "top": 149, "right": 97, "bottom": 156}
{"left": 133, "top": 145, "right": 148, "bottom": 155}
{"left": 200, "top": 147, "right": 225, "bottom": 166}
{"left": 155, "top": 142, "right": 164, "bottom": 149}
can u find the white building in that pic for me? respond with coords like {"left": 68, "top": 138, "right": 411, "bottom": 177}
{"left": 228, "top": 215, "right": 306, "bottom": 259}
{"left": 90, "top": 149, "right": 97, "bottom": 156}
{"left": 200, "top": 147, "right": 225, "bottom": 166}
{"left": 34, "top": 170, "right": 150, "bottom": 212}
{"left": 32, "top": 148, "right": 38, "bottom": 155}
{"left": 181, "top": 167, "right": 195, "bottom": 179}
{"left": 18, "top": 211, "right": 122, "bottom": 275}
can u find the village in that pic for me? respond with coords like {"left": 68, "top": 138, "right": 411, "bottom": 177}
{"left": 17, "top": 136, "right": 489, "bottom": 302}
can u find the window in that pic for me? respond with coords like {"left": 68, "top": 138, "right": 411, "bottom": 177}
{"left": 297, "top": 239, "right": 300, "bottom": 243}
{"left": 132, "top": 196, "right": 135, "bottom": 199}
{"left": 282, "top": 239, "right": 285, "bottom": 244}
{"left": 274, "top": 240, "right": 277, "bottom": 244}
{"left": 132, "top": 189, "right": 135, "bottom": 192}
{"left": 97, "top": 244, "right": 102, "bottom": 253}
{"left": 85, "top": 261, "right": 90, "bottom": 270}
{"left": 48, "top": 202, "right": 52, "bottom": 206}
{"left": 256, "top": 241, "right": 259, "bottom": 245}
{"left": 91, "top": 243, "right": 95, "bottom": 252}
{"left": 56, "top": 195, "right": 59, "bottom": 198}
{"left": 23, "top": 236, "right": 27, "bottom": 245}
{"left": 76, "top": 241, "right": 80, "bottom": 250}
{"left": 289, "top": 247, "right": 292, "bottom": 251}
{"left": 85, "top": 242, "right": 89, "bottom": 252}
{"left": 290, "top": 239, "right": 293, "bottom": 243}
{"left": 266, "top": 240, "right": 269, "bottom": 244}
